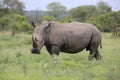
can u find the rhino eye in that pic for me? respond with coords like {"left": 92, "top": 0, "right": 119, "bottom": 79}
{"left": 40, "top": 40, "right": 43, "bottom": 43}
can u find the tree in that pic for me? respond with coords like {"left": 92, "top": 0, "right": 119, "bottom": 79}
{"left": 3, "top": 0, "right": 25, "bottom": 14}
{"left": 59, "top": 16, "right": 74, "bottom": 23}
{"left": 0, "top": 14, "right": 32, "bottom": 34}
{"left": 0, "top": 0, "right": 32, "bottom": 34}
{"left": 97, "top": 1, "right": 111, "bottom": 15}
{"left": 43, "top": 16, "right": 55, "bottom": 21}
{"left": 47, "top": 2, "right": 67, "bottom": 19}
{"left": 0, "top": 8, "right": 9, "bottom": 17}
{"left": 25, "top": 10, "right": 46, "bottom": 26}
{"left": 86, "top": 11, "right": 120, "bottom": 32}
{"left": 70, "top": 5, "right": 97, "bottom": 22}
{"left": 0, "top": 0, "right": 25, "bottom": 16}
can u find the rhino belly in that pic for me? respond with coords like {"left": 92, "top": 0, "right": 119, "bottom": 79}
{"left": 60, "top": 42, "right": 89, "bottom": 53}
{"left": 61, "top": 47, "right": 85, "bottom": 53}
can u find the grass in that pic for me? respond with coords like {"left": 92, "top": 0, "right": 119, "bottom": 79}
{"left": 0, "top": 32, "right": 120, "bottom": 80}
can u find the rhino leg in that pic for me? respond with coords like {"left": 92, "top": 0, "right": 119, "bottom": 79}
{"left": 89, "top": 49, "right": 101, "bottom": 60}
{"left": 88, "top": 50, "right": 96, "bottom": 60}
{"left": 50, "top": 45, "right": 60, "bottom": 56}
{"left": 50, "top": 45, "right": 60, "bottom": 66}
{"left": 46, "top": 45, "right": 59, "bottom": 55}
{"left": 94, "top": 50, "right": 101, "bottom": 60}
{"left": 46, "top": 45, "right": 60, "bottom": 60}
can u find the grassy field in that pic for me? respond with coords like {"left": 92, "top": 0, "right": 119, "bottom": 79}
{"left": 0, "top": 32, "right": 120, "bottom": 80}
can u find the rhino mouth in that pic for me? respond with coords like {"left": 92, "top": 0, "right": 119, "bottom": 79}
{"left": 31, "top": 48, "right": 40, "bottom": 54}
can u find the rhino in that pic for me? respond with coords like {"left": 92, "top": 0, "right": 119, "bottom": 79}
{"left": 31, "top": 21, "right": 102, "bottom": 60}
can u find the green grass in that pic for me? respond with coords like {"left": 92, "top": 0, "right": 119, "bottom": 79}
{"left": 0, "top": 32, "right": 120, "bottom": 80}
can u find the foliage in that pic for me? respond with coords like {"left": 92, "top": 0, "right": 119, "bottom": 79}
{"left": 3, "top": 0, "right": 25, "bottom": 14}
{"left": 112, "top": 27, "right": 120, "bottom": 38}
{"left": 86, "top": 11, "right": 120, "bottom": 32}
{"left": 0, "top": 0, "right": 120, "bottom": 33}
{"left": 0, "top": 14, "right": 32, "bottom": 33}
{"left": 0, "top": 0, "right": 31, "bottom": 34}
{"left": 70, "top": 5, "right": 97, "bottom": 22}
{"left": 0, "top": 8, "right": 9, "bottom": 17}
{"left": 69, "top": 1, "right": 112, "bottom": 22}
{"left": 47, "top": 2, "right": 67, "bottom": 20}
{"left": 43, "top": 16, "right": 55, "bottom": 21}
{"left": 59, "top": 16, "right": 75, "bottom": 23}
{"left": 26, "top": 10, "right": 45, "bottom": 25}
{"left": 96, "top": 1, "right": 112, "bottom": 15}
{"left": 0, "top": 32, "right": 120, "bottom": 80}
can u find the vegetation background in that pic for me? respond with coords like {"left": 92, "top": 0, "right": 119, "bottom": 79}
{"left": 0, "top": 0, "right": 120, "bottom": 34}
{"left": 0, "top": 0, "right": 120, "bottom": 80}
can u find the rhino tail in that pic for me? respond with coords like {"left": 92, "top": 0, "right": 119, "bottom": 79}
{"left": 100, "top": 41, "right": 102, "bottom": 48}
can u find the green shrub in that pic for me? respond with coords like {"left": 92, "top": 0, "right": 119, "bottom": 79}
{"left": 0, "top": 14, "right": 32, "bottom": 33}
{"left": 43, "top": 16, "right": 55, "bottom": 21}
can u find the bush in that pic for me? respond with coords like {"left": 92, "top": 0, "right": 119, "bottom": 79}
{"left": 0, "top": 14, "right": 32, "bottom": 33}
{"left": 86, "top": 11, "right": 120, "bottom": 32}
{"left": 59, "top": 16, "right": 74, "bottom": 23}
{"left": 43, "top": 16, "right": 55, "bottom": 21}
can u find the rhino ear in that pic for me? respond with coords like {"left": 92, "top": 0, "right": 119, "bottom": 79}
{"left": 31, "top": 21, "right": 36, "bottom": 28}
{"left": 42, "top": 21, "right": 51, "bottom": 28}
{"left": 44, "top": 21, "right": 51, "bottom": 31}
{"left": 46, "top": 21, "right": 51, "bottom": 27}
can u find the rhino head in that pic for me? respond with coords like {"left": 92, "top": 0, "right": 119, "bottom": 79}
{"left": 31, "top": 21, "right": 50, "bottom": 54}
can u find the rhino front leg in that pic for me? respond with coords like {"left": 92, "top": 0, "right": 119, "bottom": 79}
{"left": 46, "top": 45, "right": 60, "bottom": 58}
{"left": 51, "top": 54, "right": 58, "bottom": 61}
{"left": 50, "top": 45, "right": 60, "bottom": 62}
{"left": 50, "top": 45, "right": 60, "bottom": 56}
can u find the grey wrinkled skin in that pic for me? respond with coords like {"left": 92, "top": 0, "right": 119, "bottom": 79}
{"left": 31, "top": 21, "right": 102, "bottom": 60}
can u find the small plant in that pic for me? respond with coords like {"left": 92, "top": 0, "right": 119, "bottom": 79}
{"left": 2, "top": 57, "right": 9, "bottom": 64}
{"left": 21, "top": 61, "right": 27, "bottom": 74}
{"left": 15, "top": 51, "right": 22, "bottom": 58}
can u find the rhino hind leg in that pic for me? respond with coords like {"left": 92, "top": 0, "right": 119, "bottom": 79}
{"left": 94, "top": 50, "right": 101, "bottom": 60}
{"left": 88, "top": 49, "right": 101, "bottom": 60}
{"left": 88, "top": 41, "right": 101, "bottom": 60}
{"left": 88, "top": 50, "right": 96, "bottom": 60}
{"left": 88, "top": 36, "right": 101, "bottom": 60}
